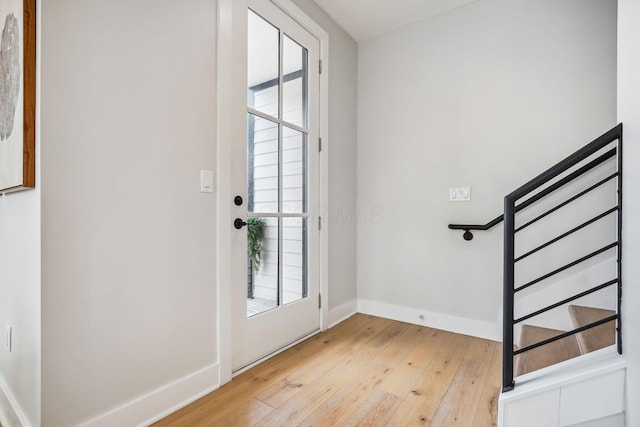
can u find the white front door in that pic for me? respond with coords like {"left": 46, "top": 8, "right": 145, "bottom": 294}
{"left": 231, "top": 0, "right": 321, "bottom": 371}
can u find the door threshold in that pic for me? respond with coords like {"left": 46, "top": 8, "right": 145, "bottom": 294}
{"left": 232, "top": 328, "right": 321, "bottom": 376}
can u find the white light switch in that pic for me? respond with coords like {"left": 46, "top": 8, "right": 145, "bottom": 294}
{"left": 449, "top": 187, "right": 471, "bottom": 202}
{"left": 200, "top": 170, "right": 214, "bottom": 193}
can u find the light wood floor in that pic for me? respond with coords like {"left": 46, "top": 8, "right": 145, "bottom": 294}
{"left": 154, "top": 314, "right": 502, "bottom": 426}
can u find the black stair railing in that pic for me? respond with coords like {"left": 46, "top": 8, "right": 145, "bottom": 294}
{"left": 449, "top": 123, "right": 623, "bottom": 393}
{"left": 502, "top": 123, "right": 623, "bottom": 392}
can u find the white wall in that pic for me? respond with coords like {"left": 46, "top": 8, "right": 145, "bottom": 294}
{"left": 357, "top": 0, "right": 617, "bottom": 335}
{"left": 37, "top": 0, "right": 357, "bottom": 423}
{"left": 618, "top": 0, "right": 640, "bottom": 425}
{"left": 40, "top": 1, "right": 217, "bottom": 425}
{"left": 0, "top": 190, "right": 41, "bottom": 427}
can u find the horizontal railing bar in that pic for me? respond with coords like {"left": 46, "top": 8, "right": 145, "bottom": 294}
{"left": 514, "top": 314, "right": 618, "bottom": 356}
{"left": 515, "top": 242, "right": 619, "bottom": 293}
{"left": 514, "top": 207, "right": 619, "bottom": 262}
{"left": 513, "top": 279, "right": 618, "bottom": 324}
{"left": 512, "top": 148, "right": 616, "bottom": 212}
{"left": 515, "top": 173, "right": 619, "bottom": 233}
{"left": 508, "top": 127, "right": 621, "bottom": 204}
{"left": 449, "top": 148, "right": 616, "bottom": 232}
{"left": 507, "top": 125, "right": 621, "bottom": 203}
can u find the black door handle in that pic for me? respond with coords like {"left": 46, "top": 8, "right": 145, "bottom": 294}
{"left": 234, "top": 218, "right": 247, "bottom": 229}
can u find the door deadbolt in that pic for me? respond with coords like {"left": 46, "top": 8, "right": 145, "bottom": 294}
{"left": 234, "top": 196, "right": 243, "bottom": 206}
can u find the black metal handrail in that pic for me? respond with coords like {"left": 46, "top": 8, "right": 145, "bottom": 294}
{"left": 448, "top": 147, "right": 617, "bottom": 240}
{"left": 506, "top": 126, "right": 621, "bottom": 202}
{"left": 502, "top": 123, "right": 623, "bottom": 392}
{"left": 515, "top": 173, "right": 618, "bottom": 233}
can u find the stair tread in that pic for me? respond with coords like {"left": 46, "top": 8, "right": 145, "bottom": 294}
{"left": 568, "top": 305, "right": 616, "bottom": 354}
{"left": 514, "top": 324, "right": 582, "bottom": 377}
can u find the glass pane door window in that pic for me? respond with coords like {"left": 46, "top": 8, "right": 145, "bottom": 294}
{"left": 246, "top": 8, "right": 309, "bottom": 317}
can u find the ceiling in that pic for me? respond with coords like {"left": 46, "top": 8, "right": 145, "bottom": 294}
{"left": 313, "top": 0, "right": 479, "bottom": 42}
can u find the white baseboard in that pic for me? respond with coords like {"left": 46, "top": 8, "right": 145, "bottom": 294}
{"left": 79, "top": 363, "right": 219, "bottom": 427}
{"left": 357, "top": 299, "right": 501, "bottom": 342}
{"left": 0, "top": 374, "right": 29, "bottom": 427}
{"left": 327, "top": 299, "right": 358, "bottom": 328}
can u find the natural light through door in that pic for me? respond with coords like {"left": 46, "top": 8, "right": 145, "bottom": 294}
{"left": 246, "top": 8, "right": 310, "bottom": 316}
{"left": 231, "top": 0, "right": 320, "bottom": 371}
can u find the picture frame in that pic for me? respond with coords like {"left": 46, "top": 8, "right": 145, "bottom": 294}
{"left": 0, "top": 0, "right": 35, "bottom": 194}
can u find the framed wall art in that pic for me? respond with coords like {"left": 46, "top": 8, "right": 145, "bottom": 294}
{"left": 0, "top": 0, "right": 35, "bottom": 194}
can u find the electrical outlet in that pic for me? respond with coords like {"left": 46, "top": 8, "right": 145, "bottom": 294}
{"left": 5, "top": 324, "right": 11, "bottom": 352}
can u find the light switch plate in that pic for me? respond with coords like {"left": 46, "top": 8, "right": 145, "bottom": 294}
{"left": 449, "top": 187, "right": 471, "bottom": 202}
{"left": 200, "top": 170, "right": 214, "bottom": 193}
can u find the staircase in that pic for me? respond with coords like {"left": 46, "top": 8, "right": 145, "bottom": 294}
{"left": 498, "top": 125, "right": 626, "bottom": 426}
{"left": 502, "top": 124, "right": 623, "bottom": 392}
{"left": 515, "top": 305, "right": 615, "bottom": 376}
{"left": 449, "top": 124, "right": 625, "bottom": 426}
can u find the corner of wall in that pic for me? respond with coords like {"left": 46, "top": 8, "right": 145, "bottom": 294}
{"left": 328, "top": 299, "right": 358, "bottom": 328}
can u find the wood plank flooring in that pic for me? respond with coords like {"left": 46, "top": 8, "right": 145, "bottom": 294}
{"left": 153, "top": 314, "right": 501, "bottom": 426}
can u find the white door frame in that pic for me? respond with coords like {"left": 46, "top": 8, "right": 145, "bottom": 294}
{"left": 216, "top": 0, "right": 329, "bottom": 386}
